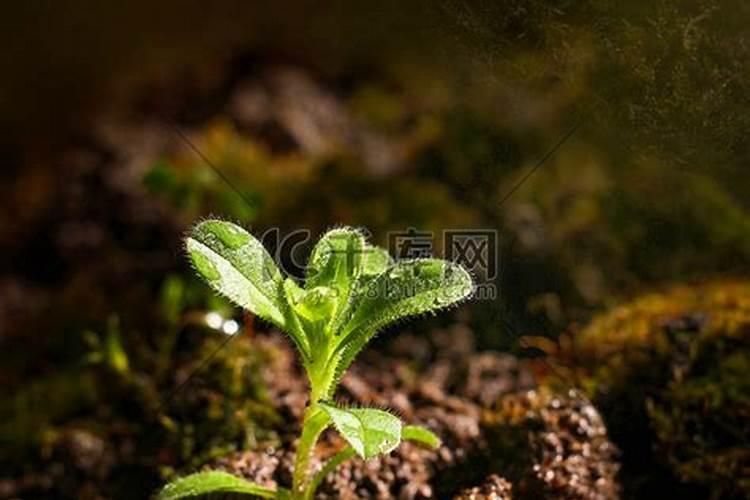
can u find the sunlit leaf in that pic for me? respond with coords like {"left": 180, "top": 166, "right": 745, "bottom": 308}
{"left": 319, "top": 402, "right": 402, "bottom": 459}
{"left": 181, "top": 221, "right": 476, "bottom": 500}
{"left": 292, "top": 286, "right": 338, "bottom": 323}
{"left": 283, "top": 279, "right": 339, "bottom": 356}
{"left": 360, "top": 244, "right": 392, "bottom": 278}
{"left": 343, "top": 259, "right": 473, "bottom": 338}
{"left": 158, "top": 471, "right": 276, "bottom": 499}
{"left": 305, "top": 227, "right": 367, "bottom": 336}
{"left": 280, "top": 278, "right": 312, "bottom": 359}
{"left": 305, "top": 227, "right": 365, "bottom": 292}
{"left": 186, "top": 220, "right": 285, "bottom": 327}
{"left": 334, "top": 259, "right": 473, "bottom": 379}
{"left": 402, "top": 425, "right": 441, "bottom": 449}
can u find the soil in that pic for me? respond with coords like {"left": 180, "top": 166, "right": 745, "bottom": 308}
{"left": 213, "top": 326, "right": 621, "bottom": 499}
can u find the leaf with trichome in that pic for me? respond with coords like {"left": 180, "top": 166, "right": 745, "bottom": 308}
{"left": 160, "top": 220, "right": 474, "bottom": 499}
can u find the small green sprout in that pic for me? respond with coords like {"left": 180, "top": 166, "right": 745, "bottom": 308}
{"left": 159, "top": 220, "right": 474, "bottom": 499}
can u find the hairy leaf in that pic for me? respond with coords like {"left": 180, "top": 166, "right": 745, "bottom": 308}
{"left": 158, "top": 471, "right": 276, "bottom": 499}
{"left": 402, "top": 425, "right": 442, "bottom": 449}
{"left": 327, "top": 243, "right": 394, "bottom": 337}
{"left": 360, "top": 244, "right": 392, "bottom": 278}
{"left": 305, "top": 228, "right": 367, "bottom": 337}
{"left": 305, "top": 227, "right": 365, "bottom": 292}
{"left": 334, "top": 259, "right": 473, "bottom": 379}
{"left": 178, "top": 221, "right": 478, "bottom": 500}
{"left": 343, "top": 259, "right": 473, "bottom": 337}
{"left": 187, "top": 220, "right": 285, "bottom": 327}
{"left": 280, "top": 278, "right": 312, "bottom": 359}
{"left": 292, "top": 286, "right": 338, "bottom": 323}
{"left": 319, "top": 402, "right": 402, "bottom": 459}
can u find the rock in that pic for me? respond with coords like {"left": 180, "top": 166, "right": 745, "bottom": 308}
{"left": 572, "top": 280, "right": 750, "bottom": 499}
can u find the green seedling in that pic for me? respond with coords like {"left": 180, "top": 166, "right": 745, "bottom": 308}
{"left": 158, "top": 220, "right": 473, "bottom": 499}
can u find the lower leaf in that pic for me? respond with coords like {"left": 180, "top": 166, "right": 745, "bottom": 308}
{"left": 402, "top": 425, "right": 442, "bottom": 449}
{"left": 319, "top": 402, "right": 402, "bottom": 459}
{"left": 158, "top": 471, "right": 276, "bottom": 499}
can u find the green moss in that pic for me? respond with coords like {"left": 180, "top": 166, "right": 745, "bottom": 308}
{"left": 647, "top": 335, "right": 750, "bottom": 498}
{"left": 164, "top": 334, "right": 284, "bottom": 470}
{"left": 572, "top": 280, "right": 750, "bottom": 499}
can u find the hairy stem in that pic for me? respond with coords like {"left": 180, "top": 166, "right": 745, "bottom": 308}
{"left": 292, "top": 404, "right": 329, "bottom": 497}
{"left": 307, "top": 348, "right": 340, "bottom": 403}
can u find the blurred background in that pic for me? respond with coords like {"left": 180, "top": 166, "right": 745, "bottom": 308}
{"left": 1, "top": 1, "right": 748, "bottom": 499}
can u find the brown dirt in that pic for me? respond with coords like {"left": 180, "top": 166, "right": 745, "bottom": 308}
{"left": 213, "top": 326, "right": 621, "bottom": 499}
{"left": 454, "top": 475, "right": 513, "bottom": 500}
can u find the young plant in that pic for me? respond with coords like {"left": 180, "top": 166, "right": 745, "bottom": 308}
{"left": 159, "top": 220, "right": 473, "bottom": 500}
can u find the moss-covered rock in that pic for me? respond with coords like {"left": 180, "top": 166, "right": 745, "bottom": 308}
{"left": 572, "top": 280, "right": 750, "bottom": 499}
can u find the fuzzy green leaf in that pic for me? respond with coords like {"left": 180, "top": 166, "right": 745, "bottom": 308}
{"left": 402, "top": 425, "right": 442, "bottom": 449}
{"left": 280, "top": 278, "right": 312, "bottom": 359}
{"left": 186, "top": 220, "right": 285, "bottom": 328}
{"left": 319, "top": 403, "right": 402, "bottom": 459}
{"left": 305, "top": 227, "right": 365, "bottom": 292}
{"left": 283, "top": 279, "right": 339, "bottom": 357}
{"left": 305, "top": 228, "right": 368, "bottom": 337}
{"left": 360, "top": 244, "right": 392, "bottom": 278}
{"left": 292, "top": 286, "right": 338, "bottom": 323}
{"left": 343, "top": 259, "right": 473, "bottom": 337}
{"left": 326, "top": 243, "right": 393, "bottom": 338}
{"left": 334, "top": 259, "right": 473, "bottom": 379}
{"left": 157, "top": 471, "right": 276, "bottom": 499}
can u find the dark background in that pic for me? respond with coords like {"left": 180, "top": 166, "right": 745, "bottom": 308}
{"left": 1, "top": 1, "right": 748, "bottom": 498}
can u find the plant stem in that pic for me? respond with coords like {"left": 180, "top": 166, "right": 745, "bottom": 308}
{"left": 310, "top": 351, "right": 340, "bottom": 403}
{"left": 292, "top": 340, "right": 340, "bottom": 497}
{"left": 291, "top": 404, "right": 329, "bottom": 498}
{"left": 303, "top": 446, "right": 355, "bottom": 500}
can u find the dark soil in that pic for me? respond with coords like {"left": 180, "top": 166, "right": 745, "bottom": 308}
{"left": 213, "top": 326, "right": 621, "bottom": 499}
